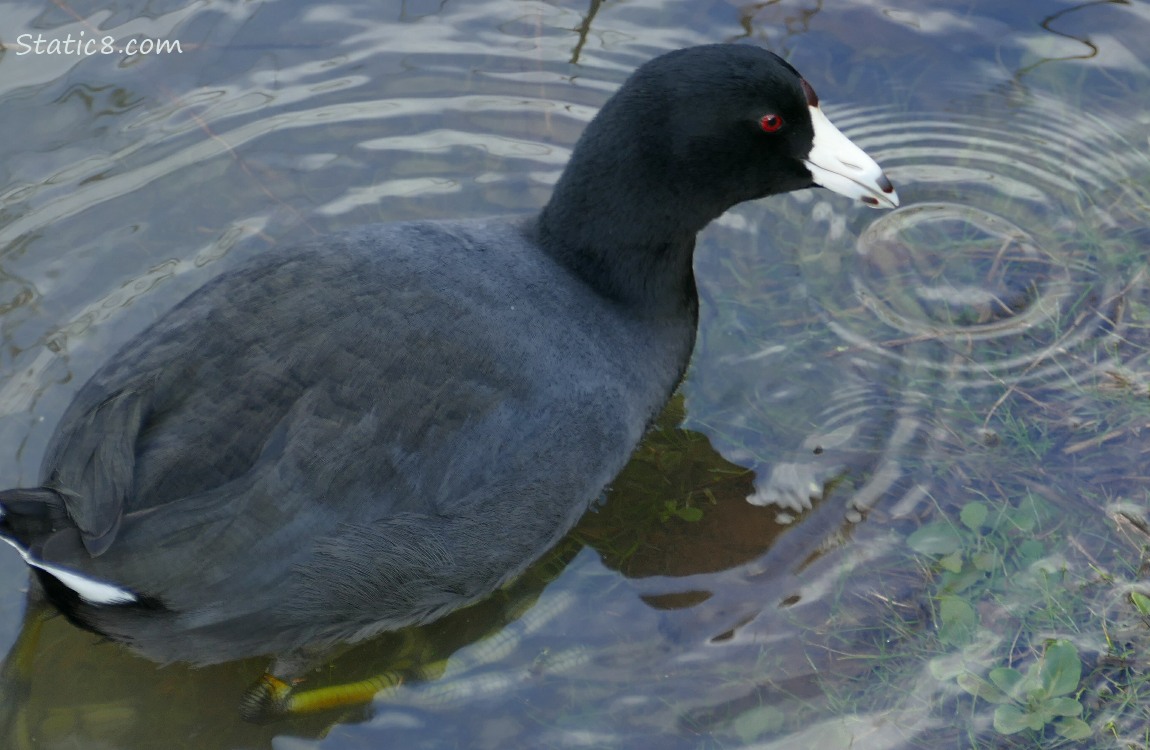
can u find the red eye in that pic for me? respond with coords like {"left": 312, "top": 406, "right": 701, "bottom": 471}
{"left": 759, "top": 114, "right": 783, "bottom": 133}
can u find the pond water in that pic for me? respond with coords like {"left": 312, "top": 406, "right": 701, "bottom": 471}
{"left": 2, "top": 0, "right": 1150, "bottom": 748}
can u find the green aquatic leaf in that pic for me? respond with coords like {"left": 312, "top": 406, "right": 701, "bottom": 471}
{"left": 675, "top": 505, "right": 703, "bottom": 522}
{"left": 1017, "top": 539, "right": 1045, "bottom": 564}
{"left": 1045, "top": 697, "right": 1083, "bottom": 717}
{"left": 1131, "top": 590, "right": 1150, "bottom": 615}
{"left": 660, "top": 501, "right": 703, "bottom": 523}
{"left": 1055, "top": 717, "right": 1092, "bottom": 740}
{"left": 957, "top": 672, "right": 1010, "bottom": 704}
{"left": 938, "top": 596, "right": 977, "bottom": 646}
{"left": 988, "top": 667, "right": 1023, "bottom": 699}
{"left": 960, "top": 501, "right": 988, "bottom": 532}
{"left": 1005, "top": 510, "right": 1034, "bottom": 532}
{"left": 1007, "top": 494, "right": 1044, "bottom": 532}
{"left": 732, "top": 705, "right": 785, "bottom": 743}
{"left": 972, "top": 550, "right": 997, "bottom": 572}
{"left": 993, "top": 704, "right": 1032, "bottom": 734}
{"left": 1040, "top": 640, "right": 1081, "bottom": 697}
{"left": 939, "top": 566, "right": 984, "bottom": 594}
{"left": 939, "top": 550, "right": 965, "bottom": 573}
{"left": 908, "top": 522, "right": 963, "bottom": 556}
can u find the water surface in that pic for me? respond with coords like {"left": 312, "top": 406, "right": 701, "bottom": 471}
{"left": 2, "top": 0, "right": 1149, "bottom": 748}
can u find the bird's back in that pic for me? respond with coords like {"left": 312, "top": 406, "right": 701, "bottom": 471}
{"left": 7, "top": 216, "right": 695, "bottom": 662}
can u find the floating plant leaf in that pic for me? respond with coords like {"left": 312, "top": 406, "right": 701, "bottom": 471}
{"left": 908, "top": 522, "right": 962, "bottom": 556}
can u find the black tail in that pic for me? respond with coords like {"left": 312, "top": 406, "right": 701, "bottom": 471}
{"left": 1, "top": 486, "right": 148, "bottom": 627}
{"left": 0, "top": 487, "right": 72, "bottom": 550}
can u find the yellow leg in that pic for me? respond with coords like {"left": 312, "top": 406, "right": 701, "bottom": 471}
{"left": 240, "top": 669, "right": 404, "bottom": 722}
{"left": 283, "top": 671, "right": 404, "bottom": 713}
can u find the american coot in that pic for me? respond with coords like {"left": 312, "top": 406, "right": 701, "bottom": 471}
{"left": 0, "top": 44, "right": 897, "bottom": 715}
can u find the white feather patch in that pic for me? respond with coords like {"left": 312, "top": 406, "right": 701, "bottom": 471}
{"left": 1, "top": 535, "right": 137, "bottom": 605}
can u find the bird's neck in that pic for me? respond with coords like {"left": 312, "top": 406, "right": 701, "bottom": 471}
{"left": 533, "top": 140, "right": 717, "bottom": 315}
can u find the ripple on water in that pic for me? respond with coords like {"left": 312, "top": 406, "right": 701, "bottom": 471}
{"left": 820, "top": 101, "right": 1140, "bottom": 387}
{"left": 655, "top": 93, "right": 1150, "bottom": 750}
{"left": 0, "top": 35, "right": 637, "bottom": 485}
{"left": 4, "top": 6, "right": 1150, "bottom": 745}
{"left": 692, "top": 93, "right": 1150, "bottom": 525}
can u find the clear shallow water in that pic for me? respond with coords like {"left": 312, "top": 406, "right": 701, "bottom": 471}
{"left": 1, "top": 1, "right": 1149, "bottom": 748}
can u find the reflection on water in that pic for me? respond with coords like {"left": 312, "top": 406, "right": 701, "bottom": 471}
{"left": 706, "top": 93, "right": 1150, "bottom": 518}
{"left": 2, "top": 0, "right": 1150, "bottom": 748}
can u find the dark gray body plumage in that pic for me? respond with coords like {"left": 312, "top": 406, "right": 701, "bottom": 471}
{"left": 30, "top": 217, "right": 695, "bottom": 663}
{"left": 0, "top": 43, "right": 874, "bottom": 667}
